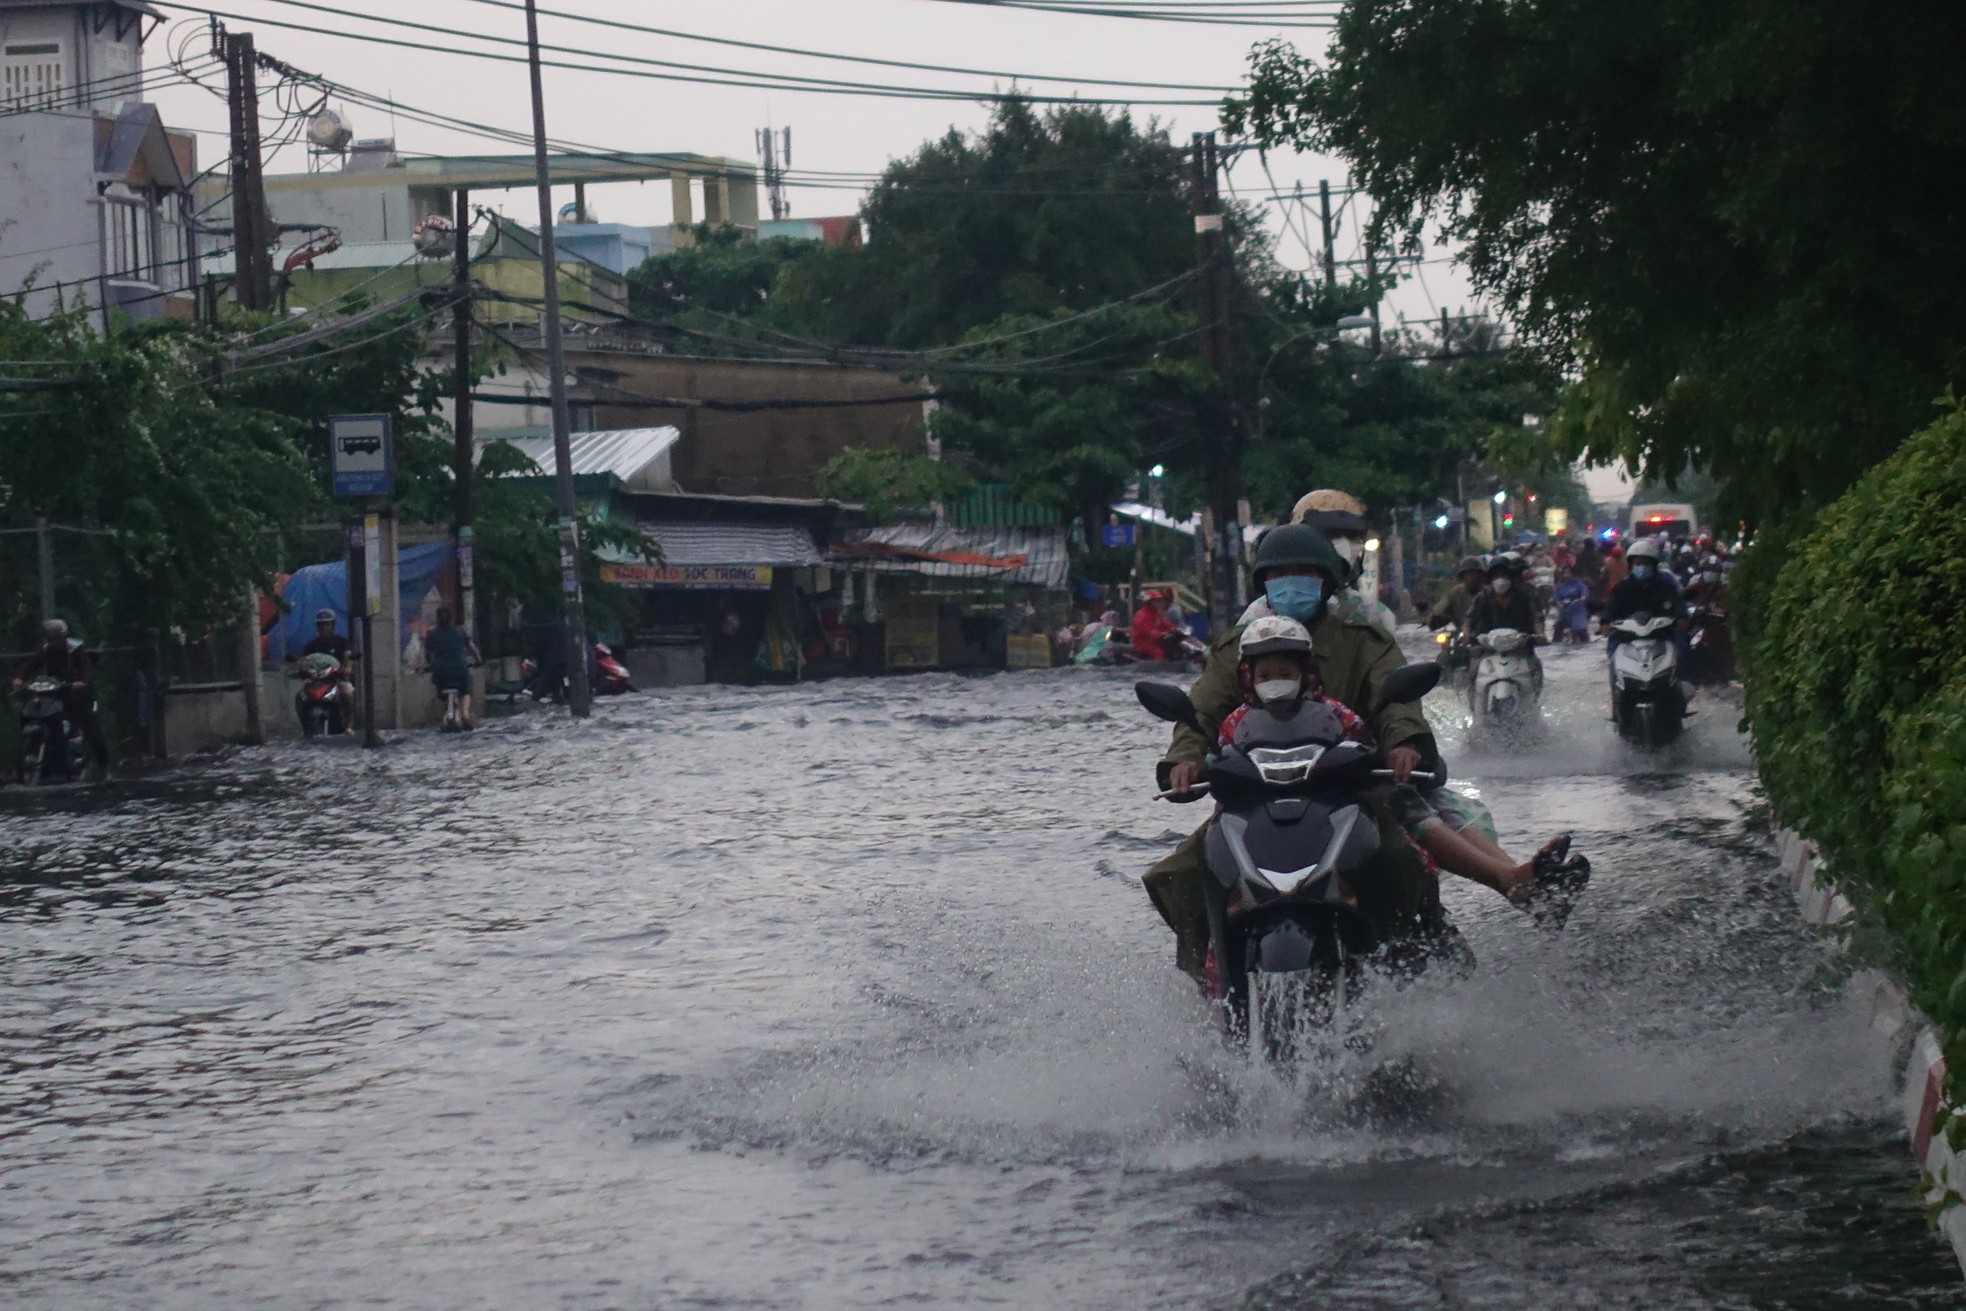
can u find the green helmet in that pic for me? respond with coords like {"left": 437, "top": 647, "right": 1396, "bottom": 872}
{"left": 1251, "top": 522, "right": 1346, "bottom": 586}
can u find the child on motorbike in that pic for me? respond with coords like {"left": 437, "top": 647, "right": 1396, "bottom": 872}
{"left": 1221, "top": 616, "right": 1590, "bottom": 924}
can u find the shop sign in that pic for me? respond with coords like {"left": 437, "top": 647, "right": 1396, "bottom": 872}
{"left": 1100, "top": 523, "right": 1136, "bottom": 548}
{"left": 600, "top": 563, "right": 774, "bottom": 589}
{"left": 1006, "top": 633, "right": 1052, "bottom": 669}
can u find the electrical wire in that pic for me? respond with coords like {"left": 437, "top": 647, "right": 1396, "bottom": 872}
{"left": 396, "top": 0, "right": 1246, "bottom": 94}
{"left": 174, "top": 3, "right": 1228, "bottom": 105}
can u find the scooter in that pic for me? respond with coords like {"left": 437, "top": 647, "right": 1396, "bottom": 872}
{"left": 294, "top": 652, "right": 348, "bottom": 737}
{"left": 1432, "top": 628, "right": 1476, "bottom": 689}
{"left": 17, "top": 677, "right": 90, "bottom": 785}
{"left": 522, "top": 642, "right": 635, "bottom": 701}
{"left": 1137, "top": 663, "right": 1446, "bottom": 1066}
{"left": 1470, "top": 628, "right": 1542, "bottom": 736}
{"left": 1610, "top": 613, "right": 1686, "bottom": 747}
{"left": 594, "top": 642, "right": 635, "bottom": 696}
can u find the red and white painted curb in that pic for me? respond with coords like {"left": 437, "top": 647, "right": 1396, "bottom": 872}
{"left": 1778, "top": 830, "right": 1966, "bottom": 1274}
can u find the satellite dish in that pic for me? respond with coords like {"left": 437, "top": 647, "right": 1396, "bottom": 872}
{"left": 307, "top": 109, "right": 353, "bottom": 151}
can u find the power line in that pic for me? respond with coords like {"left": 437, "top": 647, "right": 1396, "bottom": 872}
{"left": 172, "top": 3, "right": 1227, "bottom": 105}
{"left": 442, "top": 0, "right": 1241, "bottom": 93}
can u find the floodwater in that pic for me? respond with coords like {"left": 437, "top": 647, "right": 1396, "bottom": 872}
{"left": 1, "top": 635, "right": 1959, "bottom": 1309}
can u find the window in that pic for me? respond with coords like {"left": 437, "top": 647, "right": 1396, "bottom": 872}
{"left": 106, "top": 195, "right": 155, "bottom": 283}
{"left": 1, "top": 41, "right": 64, "bottom": 110}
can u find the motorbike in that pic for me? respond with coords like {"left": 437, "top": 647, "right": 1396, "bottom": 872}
{"left": 294, "top": 651, "right": 348, "bottom": 737}
{"left": 522, "top": 642, "right": 635, "bottom": 701}
{"left": 1470, "top": 628, "right": 1542, "bottom": 735}
{"left": 1684, "top": 602, "right": 1736, "bottom": 685}
{"left": 1137, "top": 663, "right": 1446, "bottom": 1065}
{"left": 1610, "top": 613, "right": 1686, "bottom": 747}
{"left": 1432, "top": 628, "right": 1476, "bottom": 689}
{"left": 17, "top": 676, "right": 89, "bottom": 784}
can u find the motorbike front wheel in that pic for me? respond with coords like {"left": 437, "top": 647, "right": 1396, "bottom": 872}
{"left": 1247, "top": 967, "right": 1346, "bottom": 1069}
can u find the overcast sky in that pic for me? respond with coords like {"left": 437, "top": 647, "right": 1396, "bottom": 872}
{"left": 140, "top": 0, "right": 1630, "bottom": 500}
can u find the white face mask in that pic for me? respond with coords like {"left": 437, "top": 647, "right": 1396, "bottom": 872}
{"left": 1493, "top": 577, "right": 1513, "bottom": 595}
{"left": 1332, "top": 538, "right": 1363, "bottom": 568}
{"left": 1255, "top": 679, "right": 1302, "bottom": 709}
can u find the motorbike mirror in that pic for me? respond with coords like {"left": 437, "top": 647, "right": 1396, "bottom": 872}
{"left": 1370, "top": 663, "right": 1443, "bottom": 716}
{"left": 1135, "top": 681, "right": 1204, "bottom": 735}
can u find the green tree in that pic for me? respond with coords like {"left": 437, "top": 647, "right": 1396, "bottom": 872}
{"left": 626, "top": 224, "right": 823, "bottom": 325}
{"left": 1227, "top": 0, "right": 1966, "bottom": 524}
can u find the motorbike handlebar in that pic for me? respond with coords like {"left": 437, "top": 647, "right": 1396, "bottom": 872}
{"left": 1156, "top": 768, "right": 1437, "bottom": 798}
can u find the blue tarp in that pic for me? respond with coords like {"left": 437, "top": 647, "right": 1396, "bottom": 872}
{"left": 270, "top": 542, "right": 453, "bottom": 660}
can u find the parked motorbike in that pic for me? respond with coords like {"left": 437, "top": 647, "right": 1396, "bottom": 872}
{"left": 594, "top": 642, "right": 634, "bottom": 695}
{"left": 1470, "top": 628, "right": 1542, "bottom": 735}
{"left": 1610, "top": 613, "right": 1686, "bottom": 747}
{"left": 1137, "top": 663, "right": 1447, "bottom": 1065}
{"left": 17, "top": 676, "right": 89, "bottom": 784}
{"left": 522, "top": 642, "right": 635, "bottom": 701}
{"left": 294, "top": 651, "right": 348, "bottom": 737}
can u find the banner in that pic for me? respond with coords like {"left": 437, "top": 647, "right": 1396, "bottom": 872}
{"left": 600, "top": 563, "right": 773, "bottom": 589}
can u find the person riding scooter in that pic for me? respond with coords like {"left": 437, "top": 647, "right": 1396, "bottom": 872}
{"left": 1130, "top": 589, "right": 1179, "bottom": 662}
{"left": 297, "top": 608, "right": 359, "bottom": 733}
{"left": 11, "top": 619, "right": 109, "bottom": 780}
{"left": 1292, "top": 488, "right": 1398, "bottom": 635}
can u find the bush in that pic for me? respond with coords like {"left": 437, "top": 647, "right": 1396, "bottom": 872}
{"left": 1742, "top": 405, "right": 1966, "bottom": 1096}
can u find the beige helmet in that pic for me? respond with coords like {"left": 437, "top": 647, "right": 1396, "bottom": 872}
{"left": 1290, "top": 489, "right": 1367, "bottom": 525}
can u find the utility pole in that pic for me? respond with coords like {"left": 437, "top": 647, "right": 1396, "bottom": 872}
{"left": 218, "top": 27, "right": 271, "bottom": 312}
{"left": 1363, "top": 243, "right": 1383, "bottom": 355}
{"left": 756, "top": 125, "right": 791, "bottom": 221}
{"left": 1192, "top": 131, "right": 1242, "bottom": 634}
{"left": 1440, "top": 306, "right": 1452, "bottom": 359}
{"left": 523, "top": 0, "right": 591, "bottom": 717}
{"left": 1317, "top": 178, "right": 1337, "bottom": 291}
{"left": 451, "top": 188, "right": 477, "bottom": 646}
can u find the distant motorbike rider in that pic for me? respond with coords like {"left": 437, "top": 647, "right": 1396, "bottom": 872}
{"left": 1464, "top": 554, "right": 1544, "bottom": 643}
{"left": 1129, "top": 589, "right": 1178, "bottom": 662}
{"left": 12, "top": 618, "right": 109, "bottom": 779}
{"left": 1290, "top": 488, "right": 1398, "bottom": 635}
{"left": 297, "top": 608, "right": 358, "bottom": 732}
{"left": 1428, "top": 555, "right": 1487, "bottom": 632}
{"left": 1604, "top": 539, "right": 1687, "bottom": 631}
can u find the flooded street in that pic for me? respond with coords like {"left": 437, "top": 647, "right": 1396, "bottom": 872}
{"left": 1, "top": 638, "right": 1959, "bottom": 1309}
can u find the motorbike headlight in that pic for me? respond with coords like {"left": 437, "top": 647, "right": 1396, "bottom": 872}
{"left": 1435, "top": 632, "right": 1449, "bottom": 645}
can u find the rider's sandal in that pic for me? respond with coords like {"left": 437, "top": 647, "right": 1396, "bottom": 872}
{"left": 1527, "top": 836, "right": 1592, "bottom": 930}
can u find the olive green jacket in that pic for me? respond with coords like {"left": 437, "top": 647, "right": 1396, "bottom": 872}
{"left": 1427, "top": 581, "right": 1478, "bottom": 629}
{"left": 1159, "top": 610, "right": 1432, "bottom": 770}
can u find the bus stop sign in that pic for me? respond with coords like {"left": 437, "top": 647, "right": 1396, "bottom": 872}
{"left": 330, "top": 414, "right": 393, "bottom": 498}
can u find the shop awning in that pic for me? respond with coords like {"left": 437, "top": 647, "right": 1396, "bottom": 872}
{"left": 625, "top": 521, "right": 825, "bottom": 567}
{"left": 1109, "top": 500, "right": 1265, "bottom": 546}
{"left": 830, "top": 523, "right": 1070, "bottom": 589}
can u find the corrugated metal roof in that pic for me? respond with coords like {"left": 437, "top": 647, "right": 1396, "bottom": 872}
{"left": 489, "top": 428, "right": 679, "bottom": 482}
{"left": 620, "top": 521, "right": 825, "bottom": 567}
{"left": 1110, "top": 501, "right": 1265, "bottom": 546}
{"left": 835, "top": 523, "right": 1070, "bottom": 589}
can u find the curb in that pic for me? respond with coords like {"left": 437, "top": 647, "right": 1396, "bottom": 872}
{"left": 1777, "top": 829, "right": 1966, "bottom": 1275}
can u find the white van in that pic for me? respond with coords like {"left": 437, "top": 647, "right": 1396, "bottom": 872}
{"left": 1629, "top": 502, "right": 1699, "bottom": 540}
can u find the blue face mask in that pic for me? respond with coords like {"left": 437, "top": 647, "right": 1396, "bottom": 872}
{"left": 1632, "top": 563, "right": 1655, "bottom": 581}
{"left": 1263, "top": 575, "right": 1326, "bottom": 623}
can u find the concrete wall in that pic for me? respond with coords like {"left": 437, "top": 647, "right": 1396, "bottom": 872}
{"left": 0, "top": 109, "right": 95, "bottom": 312}
{"left": 0, "top": 5, "right": 143, "bottom": 110}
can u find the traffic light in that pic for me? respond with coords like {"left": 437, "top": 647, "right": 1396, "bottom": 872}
{"left": 1502, "top": 511, "right": 1516, "bottom": 529}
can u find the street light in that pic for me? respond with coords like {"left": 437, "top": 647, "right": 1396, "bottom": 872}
{"left": 1492, "top": 489, "right": 1508, "bottom": 504}
{"left": 1433, "top": 514, "right": 1450, "bottom": 529}
{"left": 1149, "top": 464, "right": 1166, "bottom": 478}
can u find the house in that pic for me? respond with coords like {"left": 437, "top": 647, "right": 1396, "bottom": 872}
{"left": 0, "top": 0, "right": 197, "bottom": 322}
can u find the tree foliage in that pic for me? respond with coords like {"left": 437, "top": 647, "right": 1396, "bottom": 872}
{"left": 814, "top": 446, "right": 973, "bottom": 522}
{"left": 1739, "top": 405, "right": 1966, "bottom": 1104}
{"left": 1227, "top": 0, "right": 1966, "bottom": 524}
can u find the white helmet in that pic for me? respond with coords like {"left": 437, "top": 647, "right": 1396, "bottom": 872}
{"left": 1239, "top": 614, "right": 1313, "bottom": 660}
{"left": 1627, "top": 538, "right": 1663, "bottom": 563}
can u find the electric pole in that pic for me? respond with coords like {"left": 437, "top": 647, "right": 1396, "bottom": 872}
{"left": 451, "top": 188, "right": 477, "bottom": 646}
{"left": 523, "top": 0, "right": 591, "bottom": 717}
{"left": 1192, "top": 131, "right": 1242, "bottom": 634}
{"left": 756, "top": 126, "right": 791, "bottom": 221}
{"left": 218, "top": 26, "right": 271, "bottom": 311}
{"left": 1363, "top": 242, "right": 1383, "bottom": 355}
{"left": 1318, "top": 178, "right": 1337, "bottom": 291}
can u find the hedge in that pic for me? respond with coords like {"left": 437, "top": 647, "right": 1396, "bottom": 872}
{"left": 1741, "top": 404, "right": 1966, "bottom": 1102}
